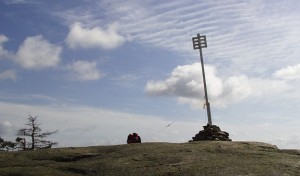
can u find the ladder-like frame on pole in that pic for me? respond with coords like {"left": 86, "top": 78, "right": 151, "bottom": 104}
{"left": 192, "top": 34, "right": 212, "bottom": 125}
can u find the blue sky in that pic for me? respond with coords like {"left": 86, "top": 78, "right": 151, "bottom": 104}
{"left": 1, "top": 0, "right": 300, "bottom": 149}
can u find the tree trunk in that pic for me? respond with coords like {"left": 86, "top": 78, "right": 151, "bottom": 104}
{"left": 31, "top": 134, "right": 34, "bottom": 150}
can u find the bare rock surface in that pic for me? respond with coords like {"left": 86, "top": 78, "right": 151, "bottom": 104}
{"left": 1, "top": 141, "right": 299, "bottom": 176}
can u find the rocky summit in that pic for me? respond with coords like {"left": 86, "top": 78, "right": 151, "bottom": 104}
{"left": 1, "top": 141, "right": 300, "bottom": 175}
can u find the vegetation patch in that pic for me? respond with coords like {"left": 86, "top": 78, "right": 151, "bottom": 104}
{"left": 52, "top": 154, "right": 98, "bottom": 162}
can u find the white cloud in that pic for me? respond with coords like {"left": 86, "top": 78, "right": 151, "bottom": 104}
{"left": 0, "top": 120, "right": 13, "bottom": 136}
{"left": 146, "top": 63, "right": 222, "bottom": 98}
{"left": 146, "top": 63, "right": 222, "bottom": 97}
{"left": 0, "top": 70, "right": 17, "bottom": 81}
{"left": 0, "top": 34, "right": 11, "bottom": 59}
{"left": 146, "top": 63, "right": 243, "bottom": 107}
{"left": 0, "top": 35, "right": 8, "bottom": 45}
{"left": 273, "top": 64, "right": 300, "bottom": 80}
{"left": 15, "top": 35, "right": 62, "bottom": 70}
{"left": 146, "top": 63, "right": 290, "bottom": 108}
{"left": 65, "top": 22, "right": 125, "bottom": 49}
{"left": 67, "top": 60, "right": 102, "bottom": 81}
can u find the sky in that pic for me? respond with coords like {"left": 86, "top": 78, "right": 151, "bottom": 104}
{"left": 0, "top": 0, "right": 300, "bottom": 149}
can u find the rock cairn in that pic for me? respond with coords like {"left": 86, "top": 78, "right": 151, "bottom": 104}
{"left": 191, "top": 124, "right": 231, "bottom": 141}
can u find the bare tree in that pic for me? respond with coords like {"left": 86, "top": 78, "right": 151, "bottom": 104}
{"left": 15, "top": 137, "right": 27, "bottom": 151}
{"left": 17, "top": 114, "right": 58, "bottom": 150}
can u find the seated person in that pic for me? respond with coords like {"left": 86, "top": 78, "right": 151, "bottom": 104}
{"left": 127, "top": 133, "right": 141, "bottom": 144}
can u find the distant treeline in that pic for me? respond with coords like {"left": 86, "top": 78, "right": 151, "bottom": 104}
{"left": 0, "top": 114, "right": 58, "bottom": 151}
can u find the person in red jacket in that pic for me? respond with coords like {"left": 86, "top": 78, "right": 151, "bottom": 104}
{"left": 127, "top": 133, "right": 141, "bottom": 144}
{"left": 127, "top": 134, "right": 133, "bottom": 144}
{"left": 132, "top": 133, "right": 141, "bottom": 143}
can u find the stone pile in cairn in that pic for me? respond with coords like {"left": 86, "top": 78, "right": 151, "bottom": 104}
{"left": 191, "top": 123, "right": 231, "bottom": 141}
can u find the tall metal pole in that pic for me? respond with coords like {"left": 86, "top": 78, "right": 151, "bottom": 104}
{"left": 192, "top": 34, "right": 212, "bottom": 125}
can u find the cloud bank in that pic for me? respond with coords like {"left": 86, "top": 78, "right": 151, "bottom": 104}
{"left": 0, "top": 101, "right": 299, "bottom": 149}
{"left": 0, "top": 120, "right": 13, "bottom": 136}
{"left": 0, "top": 101, "right": 201, "bottom": 147}
{"left": 145, "top": 63, "right": 290, "bottom": 108}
